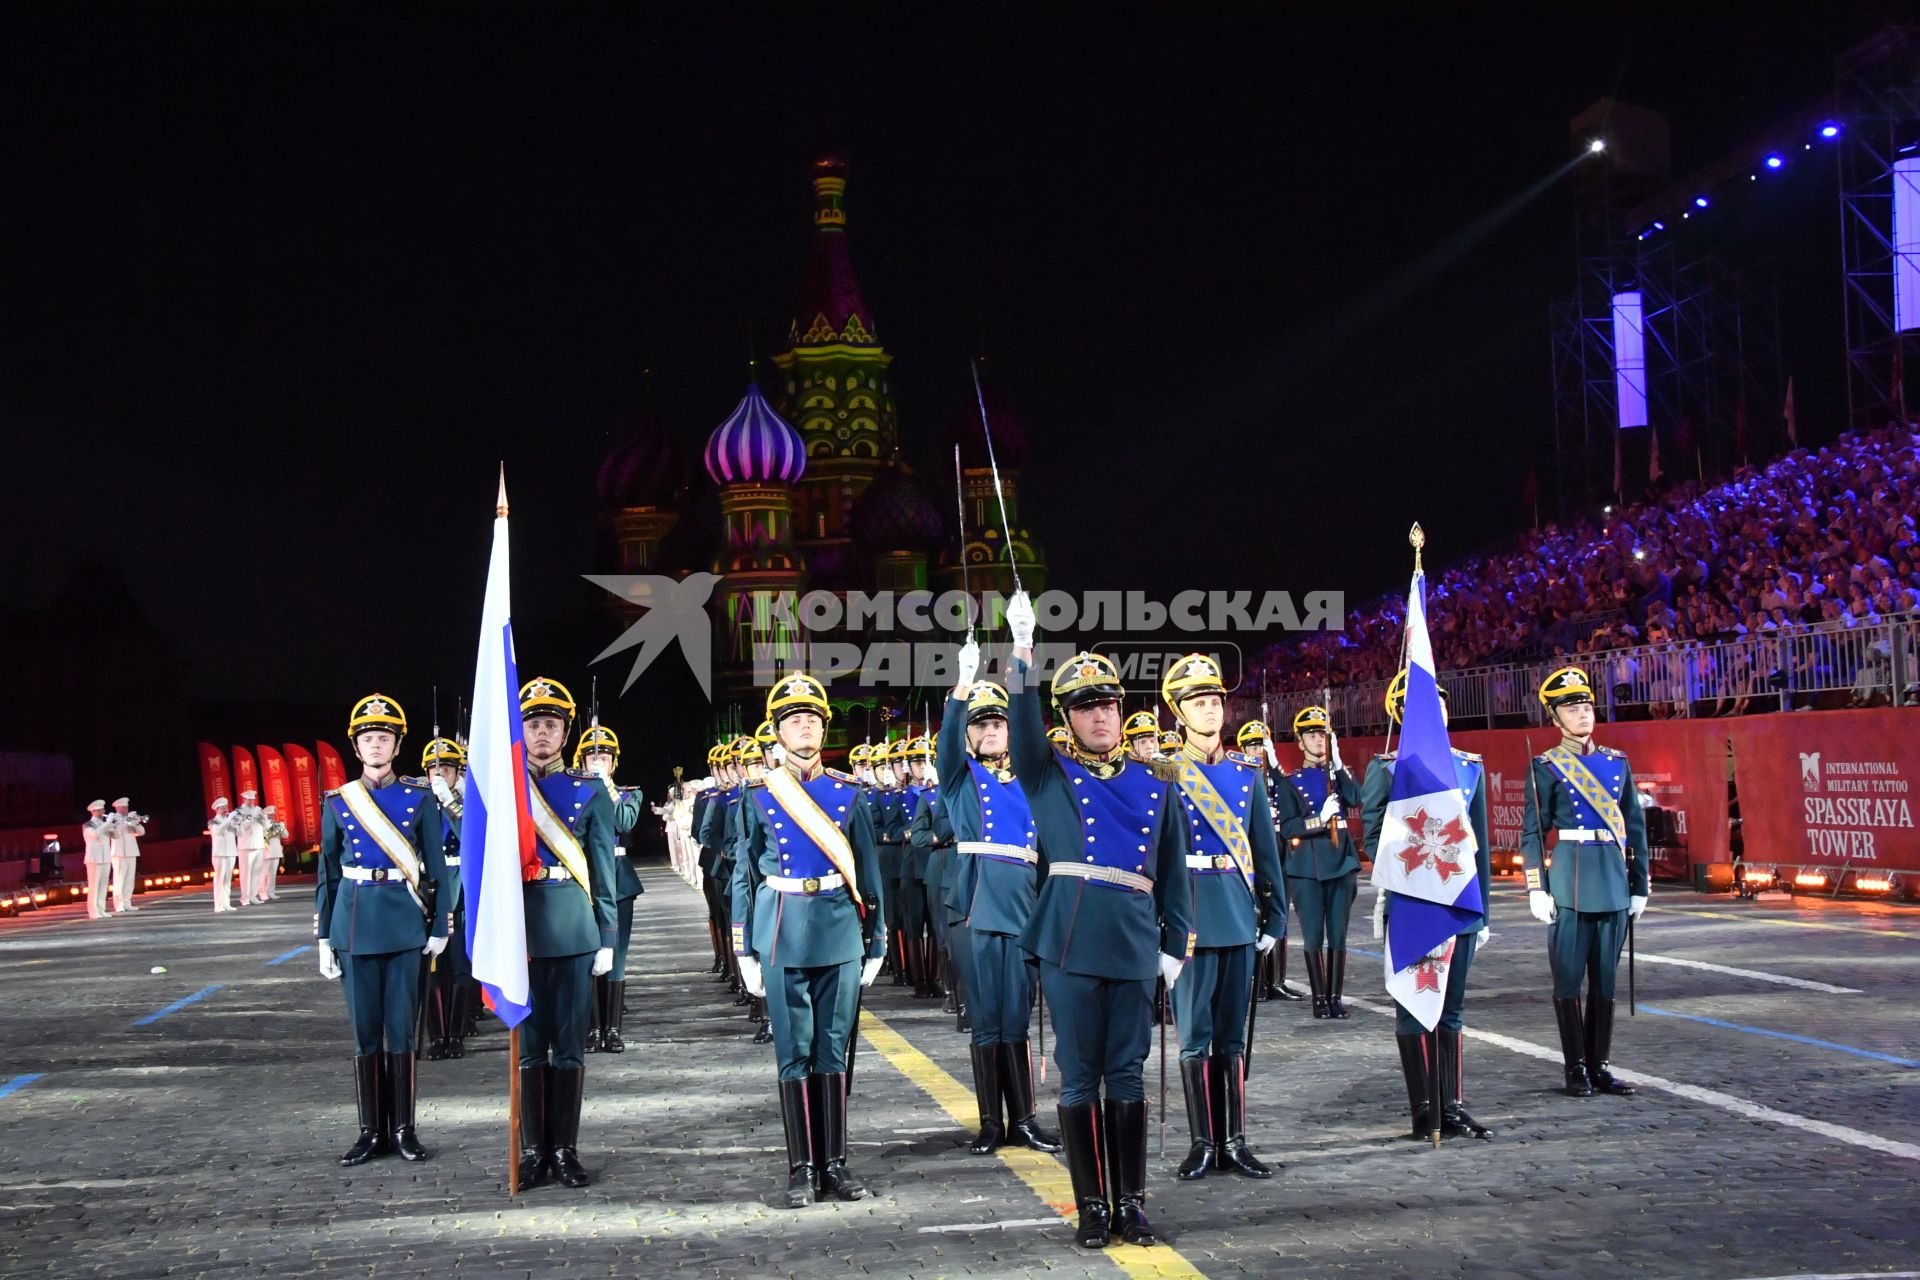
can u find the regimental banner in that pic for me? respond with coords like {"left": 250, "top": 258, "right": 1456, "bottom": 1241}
{"left": 196, "top": 743, "right": 232, "bottom": 814}
{"left": 1730, "top": 709, "right": 1920, "bottom": 873}
{"left": 316, "top": 742, "right": 348, "bottom": 793}
{"left": 232, "top": 747, "right": 260, "bottom": 805}
{"left": 284, "top": 744, "right": 322, "bottom": 848}
{"left": 256, "top": 746, "right": 295, "bottom": 842}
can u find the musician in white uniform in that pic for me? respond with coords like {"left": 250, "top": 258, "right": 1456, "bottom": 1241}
{"left": 82, "top": 800, "right": 112, "bottom": 920}
{"left": 262, "top": 805, "right": 289, "bottom": 900}
{"left": 209, "top": 797, "right": 239, "bottom": 912}
{"left": 234, "top": 789, "right": 267, "bottom": 906}
{"left": 108, "top": 798, "right": 146, "bottom": 914}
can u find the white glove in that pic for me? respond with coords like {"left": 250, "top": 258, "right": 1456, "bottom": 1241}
{"left": 430, "top": 775, "right": 455, "bottom": 806}
{"left": 1263, "top": 739, "right": 1281, "bottom": 770}
{"left": 767, "top": 744, "right": 786, "bottom": 768}
{"left": 1476, "top": 926, "right": 1491, "bottom": 950}
{"left": 1006, "top": 590, "right": 1036, "bottom": 648}
{"left": 956, "top": 638, "right": 981, "bottom": 689}
{"left": 861, "top": 956, "right": 885, "bottom": 988}
{"left": 1318, "top": 794, "right": 1342, "bottom": 822}
{"left": 1255, "top": 933, "right": 1278, "bottom": 955}
{"left": 1529, "top": 890, "right": 1557, "bottom": 924}
{"left": 738, "top": 955, "right": 766, "bottom": 997}
{"left": 317, "top": 941, "right": 342, "bottom": 980}
{"left": 1629, "top": 894, "right": 1648, "bottom": 920}
{"left": 1157, "top": 953, "right": 1184, "bottom": 989}
{"left": 1372, "top": 889, "right": 1387, "bottom": 940}
{"left": 423, "top": 934, "right": 448, "bottom": 957}
{"left": 1328, "top": 727, "right": 1344, "bottom": 772}
{"left": 591, "top": 947, "right": 614, "bottom": 977}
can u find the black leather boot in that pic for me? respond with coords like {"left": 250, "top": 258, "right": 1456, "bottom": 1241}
{"left": 585, "top": 977, "right": 606, "bottom": 1053}
{"left": 516, "top": 1065, "right": 551, "bottom": 1188}
{"left": 387, "top": 1051, "right": 429, "bottom": 1160}
{"left": 1000, "top": 1041, "right": 1061, "bottom": 1151}
{"left": 603, "top": 980, "right": 627, "bottom": 1053}
{"left": 813, "top": 1072, "right": 867, "bottom": 1200}
{"left": 1554, "top": 997, "right": 1594, "bottom": 1097}
{"left": 967, "top": 1043, "right": 1005, "bottom": 1154}
{"left": 926, "top": 939, "right": 947, "bottom": 1001}
{"left": 549, "top": 1066, "right": 590, "bottom": 1187}
{"left": 892, "top": 930, "right": 910, "bottom": 986}
{"left": 1058, "top": 1101, "right": 1112, "bottom": 1248}
{"left": 1303, "top": 950, "right": 1328, "bottom": 1018}
{"left": 1395, "top": 1033, "right": 1433, "bottom": 1140}
{"left": 339, "top": 1054, "right": 388, "bottom": 1166}
{"left": 1106, "top": 1098, "right": 1157, "bottom": 1247}
{"left": 423, "top": 984, "right": 448, "bottom": 1060}
{"left": 778, "top": 1078, "right": 815, "bottom": 1208}
{"left": 1327, "top": 948, "right": 1351, "bottom": 1019}
{"left": 445, "top": 982, "right": 468, "bottom": 1059}
{"left": 751, "top": 997, "right": 774, "bottom": 1045}
{"left": 1215, "top": 1054, "right": 1274, "bottom": 1176}
{"left": 1438, "top": 1028, "right": 1493, "bottom": 1138}
{"left": 1585, "top": 998, "right": 1636, "bottom": 1095}
{"left": 1175, "top": 1057, "right": 1216, "bottom": 1180}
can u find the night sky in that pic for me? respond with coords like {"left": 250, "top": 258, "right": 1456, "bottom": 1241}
{"left": 2, "top": 4, "right": 1903, "bottom": 802}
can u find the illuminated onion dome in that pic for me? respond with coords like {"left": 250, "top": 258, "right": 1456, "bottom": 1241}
{"left": 703, "top": 382, "right": 806, "bottom": 486}
{"left": 851, "top": 462, "right": 945, "bottom": 553}
{"left": 596, "top": 407, "right": 689, "bottom": 508}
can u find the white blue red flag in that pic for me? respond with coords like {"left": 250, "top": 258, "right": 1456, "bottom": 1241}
{"left": 461, "top": 471, "right": 535, "bottom": 1029}
{"left": 1371, "top": 571, "right": 1484, "bottom": 1030}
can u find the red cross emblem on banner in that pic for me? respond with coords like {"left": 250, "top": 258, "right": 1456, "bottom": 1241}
{"left": 1414, "top": 957, "right": 1446, "bottom": 992}
{"left": 1395, "top": 807, "right": 1470, "bottom": 883}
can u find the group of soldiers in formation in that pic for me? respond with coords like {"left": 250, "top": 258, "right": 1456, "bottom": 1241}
{"left": 78, "top": 797, "right": 149, "bottom": 919}
{"left": 204, "top": 793, "right": 291, "bottom": 911}
{"left": 302, "top": 589, "right": 1649, "bottom": 1250}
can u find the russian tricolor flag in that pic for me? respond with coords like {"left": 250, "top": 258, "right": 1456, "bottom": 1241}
{"left": 1372, "top": 571, "right": 1484, "bottom": 1030}
{"left": 462, "top": 471, "right": 535, "bottom": 1029}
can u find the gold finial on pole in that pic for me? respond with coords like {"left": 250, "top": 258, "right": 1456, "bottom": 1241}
{"left": 1409, "top": 522, "right": 1425, "bottom": 575}
{"left": 496, "top": 464, "right": 510, "bottom": 518}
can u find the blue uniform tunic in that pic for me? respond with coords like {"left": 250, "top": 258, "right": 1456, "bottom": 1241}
{"left": 1519, "top": 744, "right": 1650, "bottom": 999}
{"left": 518, "top": 760, "right": 618, "bottom": 1070}
{"left": 1274, "top": 763, "right": 1364, "bottom": 953}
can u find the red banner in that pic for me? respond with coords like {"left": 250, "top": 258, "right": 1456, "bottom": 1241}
{"left": 1729, "top": 708, "right": 1920, "bottom": 873}
{"left": 284, "top": 743, "right": 322, "bottom": 848}
{"left": 196, "top": 743, "right": 232, "bottom": 813}
{"left": 232, "top": 747, "right": 260, "bottom": 805}
{"left": 256, "top": 746, "right": 295, "bottom": 841}
{"left": 316, "top": 742, "right": 348, "bottom": 793}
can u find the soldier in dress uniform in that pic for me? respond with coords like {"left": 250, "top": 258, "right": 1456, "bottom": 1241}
{"left": 1160, "top": 655, "right": 1286, "bottom": 1181}
{"left": 1271, "top": 707, "right": 1363, "bottom": 1019}
{"left": 81, "top": 800, "right": 112, "bottom": 919}
{"left": 730, "top": 673, "right": 885, "bottom": 1208}
{"left": 314, "top": 694, "right": 450, "bottom": 1165}
{"left": 693, "top": 744, "right": 729, "bottom": 980}
{"left": 1361, "top": 673, "right": 1494, "bottom": 1140}
{"left": 420, "top": 736, "right": 471, "bottom": 1061}
{"left": 1237, "top": 722, "right": 1304, "bottom": 1004}
{"left": 575, "top": 722, "right": 645, "bottom": 1054}
{"left": 513, "top": 677, "right": 619, "bottom": 1189}
{"left": 1123, "top": 711, "right": 1160, "bottom": 763}
{"left": 1522, "top": 666, "right": 1650, "bottom": 1100}
{"left": 1005, "top": 594, "right": 1195, "bottom": 1250}
{"left": 725, "top": 728, "right": 777, "bottom": 1044}
{"left": 698, "top": 743, "right": 745, "bottom": 1001}
{"left": 107, "top": 798, "right": 145, "bottom": 914}
{"left": 208, "top": 797, "right": 239, "bottom": 913}
{"left": 900, "top": 736, "right": 947, "bottom": 1000}
{"left": 872, "top": 739, "right": 916, "bottom": 988}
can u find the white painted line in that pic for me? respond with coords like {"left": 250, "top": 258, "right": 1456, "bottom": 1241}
{"left": 916, "top": 1217, "right": 1059, "bottom": 1234}
{"left": 1728, "top": 1274, "right": 1920, "bottom": 1280}
{"left": 1343, "top": 996, "right": 1920, "bottom": 1165}
{"left": 1635, "top": 953, "right": 1862, "bottom": 994}
{"left": 892, "top": 1125, "right": 958, "bottom": 1134}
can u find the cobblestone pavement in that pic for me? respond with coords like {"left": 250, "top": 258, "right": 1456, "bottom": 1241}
{"left": 2, "top": 867, "right": 1917, "bottom": 1279}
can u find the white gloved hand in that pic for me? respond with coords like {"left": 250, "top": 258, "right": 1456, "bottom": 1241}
{"left": 1006, "top": 590, "right": 1036, "bottom": 648}
{"left": 1529, "top": 890, "right": 1558, "bottom": 924}
{"left": 1263, "top": 739, "right": 1281, "bottom": 770}
{"left": 1372, "top": 889, "right": 1388, "bottom": 940}
{"left": 317, "top": 940, "right": 342, "bottom": 980}
{"left": 431, "top": 775, "right": 455, "bottom": 807}
{"left": 957, "top": 638, "right": 981, "bottom": 690}
{"left": 1629, "top": 894, "right": 1648, "bottom": 920}
{"left": 1158, "top": 952, "right": 1184, "bottom": 989}
{"left": 1256, "top": 933, "right": 1278, "bottom": 955}
{"left": 1328, "top": 727, "right": 1344, "bottom": 772}
{"left": 767, "top": 744, "right": 786, "bottom": 768}
{"left": 591, "top": 946, "right": 614, "bottom": 977}
{"left": 423, "top": 934, "right": 448, "bottom": 957}
{"left": 861, "top": 956, "right": 885, "bottom": 988}
{"left": 738, "top": 955, "right": 766, "bottom": 997}
{"left": 1318, "top": 794, "right": 1342, "bottom": 823}
{"left": 1476, "top": 926, "right": 1491, "bottom": 950}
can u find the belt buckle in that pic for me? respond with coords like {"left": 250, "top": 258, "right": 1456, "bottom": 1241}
{"left": 371, "top": 868, "right": 388, "bottom": 883}
{"left": 537, "top": 867, "right": 552, "bottom": 881}
{"left": 802, "top": 876, "right": 822, "bottom": 894}
{"left": 1212, "top": 854, "right": 1231, "bottom": 870}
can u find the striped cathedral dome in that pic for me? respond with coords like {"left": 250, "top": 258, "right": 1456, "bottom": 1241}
{"left": 703, "top": 382, "right": 806, "bottom": 486}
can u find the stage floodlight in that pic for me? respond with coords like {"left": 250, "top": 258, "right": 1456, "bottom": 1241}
{"left": 1895, "top": 157, "right": 1920, "bottom": 332}
{"left": 1765, "top": 154, "right": 1784, "bottom": 170}
{"left": 1821, "top": 124, "right": 1840, "bottom": 139}
{"left": 1611, "top": 291, "right": 1649, "bottom": 431}
{"left": 1695, "top": 196, "right": 1710, "bottom": 208}
{"left": 1588, "top": 138, "right": 1607, "bottom": 154}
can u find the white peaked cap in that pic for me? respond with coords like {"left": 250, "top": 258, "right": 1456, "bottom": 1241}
{"left": 87, "top": 800, "right": 106, "bottom": 812}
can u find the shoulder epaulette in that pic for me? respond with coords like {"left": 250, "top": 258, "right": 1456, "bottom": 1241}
{"left": 399, "top": 775, "right": 429, "bottom": 789}
{"left": 1146, "top": 757, "right": 1184, "bottom": 784}
{"left": 1226, "top": 749, "right": 1258, "bottom": 767}
{"left": 744, "top": 778, "right": 766, "bottom": 789}
{"left": 1601, "top": 746, "right": 1626, "bottom": 758}
{"left": 322, "top": 787, "right": 342, "bottom": 799}
{"left": 1534, "top": 753, "right": 1554, "bottom": 764}
{"left": 825, "top": 767, "right": 858, "bottom": 784}
{"left": 564, "top": 767, "right": 597, "bottom": 780}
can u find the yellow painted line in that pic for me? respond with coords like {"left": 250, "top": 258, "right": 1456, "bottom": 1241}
{"left": 858, "top": 1008, "right": 1206, "bottom": 1280}
{"left": 1645, "top": 904, "right": 1920, "bottom": 940}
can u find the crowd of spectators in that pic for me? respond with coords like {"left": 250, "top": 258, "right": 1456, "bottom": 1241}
{"left": 1258, "top": 424, "right": 1920, "bottom": 706}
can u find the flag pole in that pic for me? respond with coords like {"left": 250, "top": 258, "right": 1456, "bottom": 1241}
{"left": 508, "top": 1026, "right": 522, "bottom": 1195}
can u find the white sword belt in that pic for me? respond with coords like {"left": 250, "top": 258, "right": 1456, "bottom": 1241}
{"left": 1556, "top": 828, "right": 1618, "bottom": 844}
{"left": 529, "top": 864, "right": 575, "bottom": 882}
{"left": 1185, "top": 853, "right": 1245, "bottom": 873}
{"left": 342, "top": 865, "right": 412, "bottom": 884}
{"left": 441, "top": 856, "right": 460, "bottom": 867}
{"left": 765, "top": 872, "right": 846, "bottom": 895}
{"left": 957, "top": 841, "right": 1037, "bottom": 865}
{"left": 1049, "top": 862, "right": 1152, "bottom": 894}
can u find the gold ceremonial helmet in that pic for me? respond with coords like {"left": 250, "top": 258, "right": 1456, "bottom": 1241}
{"left": 887, "top": 737, "right": 910, "bottom": 762}
{"left": 1046, "top": 725, "right": 1071, "bottom": 750}
{"left": 905, "top": 735, "right": 934, "bottom": 761}
{"left": 1161, "top": 653, "right": 1227, "bottom": 723}
{"left": 767, "top": 672, "right": 832, "bottom": 724}
{"left": 1051, "top": 651, "right": 1124, "bottom": 720}
{"left": 519, "top": 677, "right": 577, "bottom": 725}
{"left": 1292, "top": 705, "right": 1331, "bottom": 737}
{"left": 349, "top": 693, "right": 407, "bottom": 738}
{"left": 1383, "top": 668, "right": 1451, "bottom": 725}
{"left": 848, "top": 742, "right": 874, "bottom": 766}
{"left": 421, "top": 736, "right": 467, "bottom": 770}
{"left": 966, "top": 681, "right": 1010, "bottom": 724}
{"left": 1122, "top": 710, "right": 1160, "bottom": 741}
{"left": 725, "top": 735, "right": 755, "bottom": 764}
{"left": 754, "top": 719, "right": 778, "bottom": 750}
{"left": 1157, "top": 729, "right": 1183, "bottom": 754}
{"left": 1236, "top": 720, "right": 1270, "bottom": 749}
{"left": 1539, "top": 665, "right": 1595, "bottom": 714}
{"left": 573, "top": 723, "right": 620, "bottom": 768}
